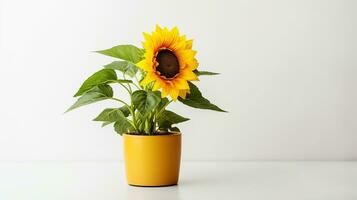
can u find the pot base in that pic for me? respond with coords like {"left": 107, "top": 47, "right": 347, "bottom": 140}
{"left": 128, "top": 183, "right": 178, "bottom": 187}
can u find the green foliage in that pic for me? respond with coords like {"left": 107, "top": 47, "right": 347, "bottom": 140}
{"left": 157, "top": 110, "right": 189, "bottom": 129}
{"left": 66, "top": 43, "right": 226, "bottom": 136}
{"left": 74, "top": 68, "right": 133, "bottom": 97}
{"left": 66, "top": 85, "right": 113, "bottom": 112}
{"left": 74, "top": 69, "right": 117, "bottom": 97}
{"left": 96, "top": 45, "right": 144, "bottom": 63}
{"left": 114, "top": 120, "right": 136, "bottom": 135}
{"left": 169, "top": 127, "right": 180, "bottom": 132}
{"left": 101, "top": 121, "right": 113, "bottom": 127}
{"left": 93, "top": 107, "right": 129, "bottom": 122}
{"left": 194, "top": 70, "right": 220, "bottom": 76}
{"left": 132, "top": 90, "right": 161, "bottom": 116}
{"left": 104, "top": 61, "right": 139, "bottom": 77}
{"left": 96, "top": 106, "right": 130, "bottom": 127}
{"left": 178, "top": 82, "right": 226, "bottom": 112}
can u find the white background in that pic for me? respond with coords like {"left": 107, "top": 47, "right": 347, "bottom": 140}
{"left": 0, "top": 0, "right": 356, "bottom": 161}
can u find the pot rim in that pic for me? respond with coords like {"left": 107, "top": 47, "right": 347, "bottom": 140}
{"left": 123, "top": 132, "right": 181, "bottom": 137}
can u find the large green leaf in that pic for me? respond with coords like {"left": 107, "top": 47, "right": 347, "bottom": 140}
{"left": 178, "top": 82, "right": 226, "bottom": 112}
{"left": 94, "top": 106, "right": 131, "bottom": 128}
{"left": 132, "top": 90, "right": 161, "bottom": 116}
{"left": 118, "top": 106, "right": 130, "bottom": 117}
{"left": 194, "top": 70, "right": 220, "bottom": 76}
{"left": 157, "top": 110, "right": 189, "bottom": 129}
{"left": 101, "top": 121, "right": 113, "bottom": 127}
{"left": 66, "top": 85, "right": 113, "bottom": 112}
{"left": 74, "top": 69, "right": 117, "bottom": 97}
{"left": 93, "top": 106, "right": 130, "bottom": 122}
{"left": 114, "top": 119, "right": 135, "bottom": 135}
{"left": 96, "top": 45, "right": 144, "bottom": 63}
{"left": 104, "top": 61, "right": 139, "bottom": 77}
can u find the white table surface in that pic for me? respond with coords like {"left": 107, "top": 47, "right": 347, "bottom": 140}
{"left": 0, "top": 161, "right": 356, "bottom": 200}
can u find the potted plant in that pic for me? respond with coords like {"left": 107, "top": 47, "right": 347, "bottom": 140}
{"left": 66, "top": 25, "right": 226, "bottom": 186}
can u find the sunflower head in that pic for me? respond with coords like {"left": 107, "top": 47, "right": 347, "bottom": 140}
{"left": 137, "top": 25, "right": 199, "bottom": 101}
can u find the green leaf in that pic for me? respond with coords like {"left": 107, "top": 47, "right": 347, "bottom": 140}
{"left": 66, "top": 85, "right": 113, "bottom": 112}
{"left": 178, "top": 82, "right": 226, "bottom": 112}
{"left": 156, "top": 126, "right": 181, "bottom": 134}
{"left": 169, "top": 127, "right": 181, "bottom": 133}
{"left": 74, "top": 69, "right": 117, "bottom": 97}
{"left": 114, "top": 119, "right": 135, "bottom": 135}
{"left": 156, "top": 128, "right": 169, "bottom": 133}
{"left": 134, "top": 111, "right": 147, "bottom": 133}
{"left": 93, "top": 106, "right": 129, "bottom": 122}
{"left": 101, "top": 121, "right": 113, "bottom": 127}
{"left": 107, "top": 79, "right": 133, "bottom": 84}
{"left": 104, "top": 61, "right": 139, "bottom": 77}
{"left": 132, "top": 90, "right": 161, "bottom": 116}
{"left": 93, "top": 108, "right": 119, "bottom": 122}
{"left": 194, "top": 70, "right": 220, "bottom": 76}
{"left": 157, "top": 110, "right": 189, "bottom": 129}
{"left": 96, "top": 45, "right": 144, "bottom": 63}
{"left": 157, "top": 97, "right": 169, "bottom": 111}
{"left": 94, "top": 106, "right": 130, "bottom": 127}
{"left": 118, "top": 106, "right": 131, "bottom": 117}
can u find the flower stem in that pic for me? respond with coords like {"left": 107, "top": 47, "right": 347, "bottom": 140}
{"left": 110, "top": 98, "right": 129, "bottom": 107}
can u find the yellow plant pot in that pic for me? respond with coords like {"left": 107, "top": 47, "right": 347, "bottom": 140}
{"left": 123, "top": 133, "right": 181, "bottom": 187}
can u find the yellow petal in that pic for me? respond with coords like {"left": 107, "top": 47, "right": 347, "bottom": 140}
{"left": 182, "top": 49, "right": 197, "bottom": 59}
{"left": 151, "top": 32, "right": 163, "bottom": 50}
{"left": 161, "top": 27, "right": 170, "bottom": 47}
{"left": 170, "top": 39, "right": 186, "bottom": 51}
{"left": 169, "top": 88, "right": 179, "bottom": 101}
{"left": 140, "top": 72, "right": 156, "bottom": 86}
{"left": 136, "top": 59, "right": 153, "bottom": 71}
{"left": 152, "top": 78, "right": 164, "bottom": 91}
{"left": 161, "top": 85, "right": 170, "bottom": 98}
{"left": 173, "top": 78, "right": 190, "bottom": 90}
{"left": 143, "top": 32, "right": 152, "bottom": 42}
{"left": 155, "top": 24, "right": 163, "bottom": 34}
{"left": 186, "top": 58, "right": 199, "bottom": 70}
{"left": 185, "top": 39, "right": 193, "bottom": 49}
{"left": 179, "top": 69, "right": 199, "bottom": 81}
{"left": 178, "top": 89, "right": 188, "bottom": 99}
{"left": 170, "top": 27, "right": 180, "bottom": 45}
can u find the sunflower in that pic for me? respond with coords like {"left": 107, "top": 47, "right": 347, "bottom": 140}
{"left": 137, "top": 25, "right": 199, "bottom": 100}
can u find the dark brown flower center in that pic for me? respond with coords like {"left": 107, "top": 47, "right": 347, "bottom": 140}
{"left": 155, "top": 49, "right": 179, "bottom": 79}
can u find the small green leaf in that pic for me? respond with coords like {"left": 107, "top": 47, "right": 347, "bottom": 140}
{"left": 66, "top": 85, "right": 113, "bottom": 112}
{"left": 114, "top": 119, "right": 135, "bottom": 135}
{"left": 157, "top": 110, "right": 189, "bottom": 129}
{"left": 178, "top": 82, "right": 226, "bottom": 112}
{"left": 132, "top": 90, "right": 161, "bottom": 116}
{"left": 169, "top": 127, "right": 181, "bottom": 133}
{"left": 104, "top": 61, "right": 139, "bottom": 77}
{"left": 156, "top": 128, "right": 169, "bottom": 133}
{"left": 194, "top": 70, "right": 220, "bottom": 76}
{"left": 74, "top": 69, "right": 117, "bottom": 97}
{"left": 96, "top": 45, "right": 144, "bottom": 63}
